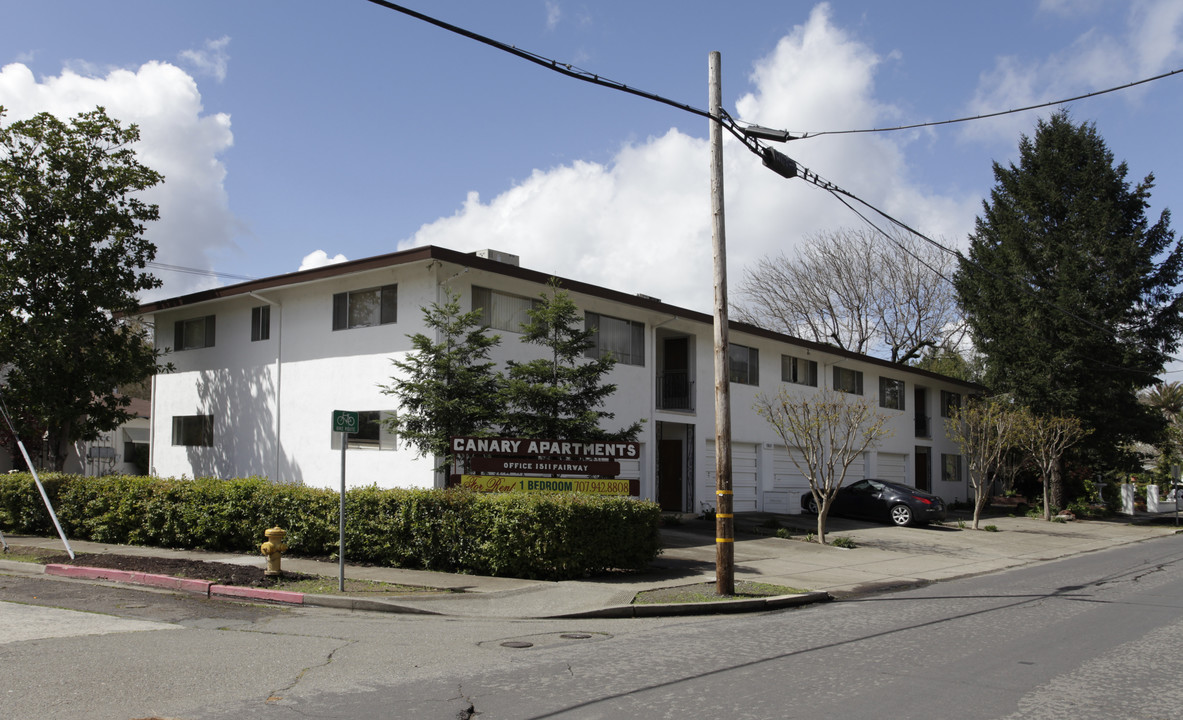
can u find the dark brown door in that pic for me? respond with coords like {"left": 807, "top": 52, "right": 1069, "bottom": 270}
{"left": 915, "top": 446, "right": 931, "bottom": 492}
{"left": 658, "top": 438, "right": 684, "bottom": 511}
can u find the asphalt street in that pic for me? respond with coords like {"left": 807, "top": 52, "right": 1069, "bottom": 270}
{"left": 2, "top": 534, "right": 1181, "bottom": 719}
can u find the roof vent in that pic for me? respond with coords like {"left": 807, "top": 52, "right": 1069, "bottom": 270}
{"left": 474, "top": 249, "right": 520, "bottom": 266}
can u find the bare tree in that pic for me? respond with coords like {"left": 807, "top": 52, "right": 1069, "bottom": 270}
{"left": 755, "top": 387, "right": 892, "bottom": 544}
{"left": 735, "top": 228, "right": 965, "bottom": 363}
{"left": 1014, "top": 409, "right": 1091, "bottom": 520}
{"left": 946, "top": 397, "right": 1021, "bottom": 529}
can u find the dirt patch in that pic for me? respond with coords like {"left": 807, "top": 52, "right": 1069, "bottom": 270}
{"left": 37, "top": 551, "right": 312, "bottom": 588}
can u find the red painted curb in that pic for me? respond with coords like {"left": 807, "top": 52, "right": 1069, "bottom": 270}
{"left": 46, "top": 564, "right": 136, "bottom": 583}
{"left": 130, "top": 572, "right": 213, "bottom": 595}
{"left": 210, "top": 584, "right": 304, "bottom": 604}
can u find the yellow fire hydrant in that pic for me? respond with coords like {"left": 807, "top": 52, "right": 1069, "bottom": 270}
{"left": 260, "top": 526, "right": 288, "bottom": 577}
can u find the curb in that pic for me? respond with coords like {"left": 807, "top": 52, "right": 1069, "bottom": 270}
{"left": 554, "top": 591, "right": 833, "bottom": 619}
{"left": 28, "top": 563, "right": 831, "bottom": 618}
{"left": 43, "top": 564, "right": 306, "bottom": 605}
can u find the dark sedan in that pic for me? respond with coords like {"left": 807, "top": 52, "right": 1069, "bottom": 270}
{"left": 801, "top": 478, "right": 947, "bottom": 527}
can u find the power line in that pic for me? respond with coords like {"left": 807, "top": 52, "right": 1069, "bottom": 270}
{"left": 146, "top": 261, "right": 256, "bottom": 282}
{"left": 794, "top": 162, "right": 1183, "bottom": 377}
{"left": 362, "top": 0, "right": 714, "bottom": 123}
{"left": 770, "top": 67, "right": 1183, "bottom": 140}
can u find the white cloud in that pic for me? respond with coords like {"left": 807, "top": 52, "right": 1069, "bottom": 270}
{"left": 400, "top": 2, "right": 978, "bottom": 313}
{"left": 179, "top": 36, "right": 231, "bottom": 83}
{"left": 545, "top": 1, "right": 561, "bottom": 31}
{"left": 299, "top": 250, "right": 349, "bottom": 271}
{"left": 964, "top": 0, "right": 1183, "bottom": 145}
{"left": 0, "top": 61, "right": 237, "bottom": 302}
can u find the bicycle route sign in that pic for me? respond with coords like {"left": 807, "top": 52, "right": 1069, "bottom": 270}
{"left": 331, "top": 410, "right": 359, "bottom": 434}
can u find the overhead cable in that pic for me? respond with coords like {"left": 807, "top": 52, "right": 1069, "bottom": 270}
{"left": 763, "top": 67, "right": 1183, "bottom": 140}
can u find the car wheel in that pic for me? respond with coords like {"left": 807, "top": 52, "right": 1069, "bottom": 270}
{"left": 804, "top": 497, "right": 819, "bottom": 514}
{"left": 890, "top": 504, "right": 913, "bottom": 527}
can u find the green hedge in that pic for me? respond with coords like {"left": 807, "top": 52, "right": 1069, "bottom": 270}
{"left": 0, "top": 474, "right": 660, "bottom": 580}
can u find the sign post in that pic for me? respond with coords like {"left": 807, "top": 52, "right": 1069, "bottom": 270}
{"left": 332, "top": 410, "right": 358, "bottom": 591}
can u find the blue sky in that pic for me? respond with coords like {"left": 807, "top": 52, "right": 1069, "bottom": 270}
{"left": 3, "top": 2, "right": 1182, "bottom": 347}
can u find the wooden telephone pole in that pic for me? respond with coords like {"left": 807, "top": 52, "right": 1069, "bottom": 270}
{"left": 709, "top": 51, "right": 734, "bottom": 596}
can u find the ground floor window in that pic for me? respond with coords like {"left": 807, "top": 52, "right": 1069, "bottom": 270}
{"left": 172, "top": 415, "right": 213, "bottom": 447}
{"left": 331, "top": 410, "right": 398, "bottom": 450}
{"left": 941, "top": 453, "right": 962, "bottom": 483}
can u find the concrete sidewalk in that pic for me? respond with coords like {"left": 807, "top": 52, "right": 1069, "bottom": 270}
{"left": 2, "top": 512, "right": 1177, "bottom": 618}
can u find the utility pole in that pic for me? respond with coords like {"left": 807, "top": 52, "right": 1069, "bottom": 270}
{"left": 709, "top": 51, "right": 734, "bottom": 596}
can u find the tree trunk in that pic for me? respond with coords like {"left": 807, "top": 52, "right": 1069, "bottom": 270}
{"left": 1042, "top": 477, "right": 1051, "bottom": 520}
{"left": 972, "top": 493, "right": 988, "bottom": 529}
{"left": 1049, "top": 459, "right": 1064, "bottom": 511}
{"left": 816, "top": 504, "right": 830, "bottom": 544}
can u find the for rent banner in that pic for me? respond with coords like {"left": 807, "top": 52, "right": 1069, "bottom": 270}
{"left": 460, "top": 475, "right": 631, "bottom": 496}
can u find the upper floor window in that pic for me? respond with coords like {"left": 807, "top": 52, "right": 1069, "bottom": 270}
{"left": 172, "top": 414, "right": 213, "bottom": 447}
{"left": 251, "top": 305, "right": 271, "bottom": 342}
{"left": 880, "top": 377, "right": 905, "bottom": 410}
{"left": 333, "top": 284, "right": 397, "bottom": 331}
{"left": 472, "top": 286, "right": 538, "bottom": 333}
{"left": 729, "top": 343, "right": 759, "bottom": 386}
{"left": 833, "top": 366, "right": 864, "bottom": 395}
{"left": 174, "top": 315, "right": 215, "bottom": 351}
{"left": 781, "top": 355, "right": 817, "bottom": 386}
{"left": 941, "top": 390, "right": 962, "bottom": 418}
{"left": 585, "top": 312, "right": 645, "bottom": 366}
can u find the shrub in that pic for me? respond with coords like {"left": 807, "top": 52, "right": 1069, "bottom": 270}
{"left": 830, "top": 536, "right": 856, "bottom": 549}
{"left": 0, "top": 473, "right": 661, "bottom": 580}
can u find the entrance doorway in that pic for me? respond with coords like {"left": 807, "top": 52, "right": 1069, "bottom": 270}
{"left": 655, "top": 422, "right": 695, "bottom": 511}
{"left": 915, "top": 446, "right": 931, "bottom": 492}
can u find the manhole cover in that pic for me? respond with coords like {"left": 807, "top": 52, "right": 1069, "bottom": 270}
{"left": 500, "top": 641, "right": 534, "bottom": 649}
{"left": 560, "top": 633, "right": 592, "bottom": 639}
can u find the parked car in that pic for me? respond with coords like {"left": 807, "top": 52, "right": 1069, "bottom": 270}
{"left": 801, "top": 478, "right": 946, "bottom": 527}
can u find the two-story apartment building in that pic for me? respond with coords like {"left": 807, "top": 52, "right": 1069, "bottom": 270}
{"left": 137, "top": 245, "right": 981, "bottom": 513}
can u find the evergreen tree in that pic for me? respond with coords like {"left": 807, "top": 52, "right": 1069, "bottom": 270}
{"left": 954, "top": 111, "right": 1183, "bottom": 473}
{"left": 0, "top": 107, "right": 166, "bottom": 470}
{"left": 502, "top": 278, "right": 641, "bottom": 442}
{"left": 380, "top": 288, "right": 503, "bottom": 476}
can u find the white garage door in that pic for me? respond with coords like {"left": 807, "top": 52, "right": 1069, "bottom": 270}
{"left": 877, "top": 452, "right": 907, "bottom": 484}
{"left": 772, "top": 446, "right": 808, "bottom": 490}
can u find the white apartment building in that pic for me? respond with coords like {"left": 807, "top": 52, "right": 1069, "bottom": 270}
{"left": 137, "top": 245, "right": 981, "bottom": 513}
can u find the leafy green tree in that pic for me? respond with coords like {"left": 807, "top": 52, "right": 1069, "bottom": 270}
{"left": 1139, "top": 381, "right": 1183, "bottom": 479}
{"left": 501, "top": 278, "right": 640, "bottom": 442}
{"left": 954, "top": 111, "right": 1183, "bottom": 479}
{"left": 380, "top": 287, "right": 504, "bottom": 477}
{"left": 946, "top": 397, "right": 1020, "bottom": 529}
{"left": 909, "top": 346, "right": 985, "bottom": 384}
{"left": 1013, "top": 407, "right": 1090, "bottom": 519}
{"left": 0, "top": 107, "right": 166, "bottom": 471}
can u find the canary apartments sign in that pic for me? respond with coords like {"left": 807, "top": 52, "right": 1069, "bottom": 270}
{"left": 451, "top": 436, "right": 640, "bottom": 496}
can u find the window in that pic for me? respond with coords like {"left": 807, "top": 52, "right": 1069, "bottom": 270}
{"left": 781, "top": 355, "right": 817, "bottom": 386}
{"left": 472, "top": 286, "right": 538, "bottom": 333}
{"left": 729, "top": 343, "right": 759, "bottom": 385}
{"left": 332, "top": 410, "right": 398, "bottom": 450}
{"left": 332, "top": 284, "right": 397, "bottom": 330}
{"left": 880, "top": 377, "right": 905, "bottom": 410}
{"left": 172, "top": 415, "right": 213, "bottom": 447}
{"left": 941, "top": 453, "right": 962, "bottom": 483}
{"left": 251, "top": 305, "right": 271, "bottom": 342}
{"left": 585, "top": 312, "right": 645, "bottom": 366}
{"left": 833, "top": 366, "right": 864, "bottom": 395}
{"left": 941, "top": 390, "right": 962, "bottom": 418}
{"left": 173, "top": 315, "right": 216, "bottom": 351}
